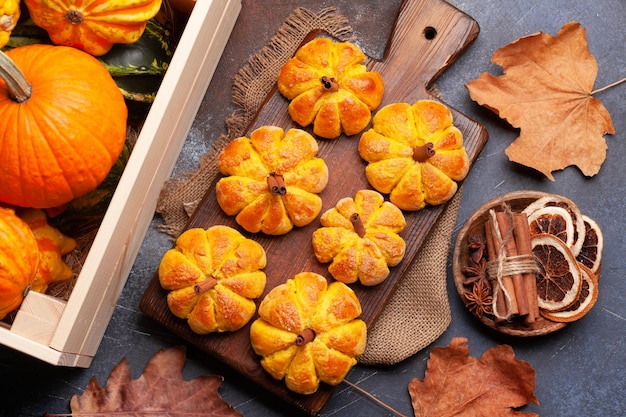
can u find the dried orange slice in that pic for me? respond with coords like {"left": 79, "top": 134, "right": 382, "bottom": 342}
{"left": 531, "top": 233, "right": 582, "bottom": 312}
{"left": 541, "top": 263, "right": 598, "bottom": 322}
{"left": 524, "top": 195, "right": 585, "bottom": 257}
{"left": 526, "top": 206, "right": 575, "bottom": 248}
{"left": 575, "top": 215, "right": 603, "bottom": 277}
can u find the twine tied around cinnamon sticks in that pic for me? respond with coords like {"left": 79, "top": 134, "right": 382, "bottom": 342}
{"left": 485, "top": 205, "right": 541, "bottom": 323}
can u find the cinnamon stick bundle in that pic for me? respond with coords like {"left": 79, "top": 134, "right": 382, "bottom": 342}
{"left": 485, "top": 217, "right": 518, "bottom": 319}
{"left": 495, "top": 211, "right": 530, "bottom": 317}
{"left": 484, "top": 207, "right": 540, "bottom": 324}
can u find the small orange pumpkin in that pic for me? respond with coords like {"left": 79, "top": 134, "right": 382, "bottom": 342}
{"left": 0, "top": 206, "right": 39, "bottom": 320}
{"left": 0, "top": 44, "right": 127, "bottom": 209}
{"left": 24, "top": 0, "right": 163, "bottom": 56}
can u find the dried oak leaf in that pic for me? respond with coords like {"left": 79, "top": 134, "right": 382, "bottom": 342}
{"left": 70, "top": 346, "right": 242, "bottom": 417}
{"left": 466, "top": 21, "right": 615, "bottom": 180}
{"left": 409, "top": 337, "right": 538, "bottom": 417}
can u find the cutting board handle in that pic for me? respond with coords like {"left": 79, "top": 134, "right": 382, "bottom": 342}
{"left": 372, "top": 0, "right": 480, "bottom": 103}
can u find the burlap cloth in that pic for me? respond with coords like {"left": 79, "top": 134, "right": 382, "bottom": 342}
{"left": 156, "top": 7, "right": 458, "bottom": 366}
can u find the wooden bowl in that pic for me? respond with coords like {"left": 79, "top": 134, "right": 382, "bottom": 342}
{"left": 452, "top": 190, "right": 567, "bottom": 336}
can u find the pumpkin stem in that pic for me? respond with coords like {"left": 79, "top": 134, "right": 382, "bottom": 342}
{"left": 0, "top": 50, "right": 32, "bottom": 103}
{"left": 194, "top": 277, "right": 218, "bottom": 294}
{"left": 66, "top": 9, "right": 84, "bottom": 25}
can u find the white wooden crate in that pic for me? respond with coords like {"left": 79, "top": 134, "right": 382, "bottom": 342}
{"left": 0, "top": 0, "right": 241, "bottom": 367}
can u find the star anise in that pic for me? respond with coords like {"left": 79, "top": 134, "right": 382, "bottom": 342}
{"left": 467, "top": 233, "right": 486, "bottom": 264}
{"left": 462, "top": 257, "right": 489, "bottom": 287}
{"left": 464, "top": 279, "right": 494, "bottom": 319}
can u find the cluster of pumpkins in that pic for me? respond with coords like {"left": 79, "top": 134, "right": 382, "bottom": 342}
{"left": 0, "top": 1, "right": 163, "bottom": 319}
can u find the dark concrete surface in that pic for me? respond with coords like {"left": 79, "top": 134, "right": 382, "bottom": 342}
{"left": 1, "top": 1, "right": 624, "bottom": 416}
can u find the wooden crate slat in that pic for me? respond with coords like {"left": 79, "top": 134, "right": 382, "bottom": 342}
{"left": 0, "top": 0, "right": 241, "bottom": 367}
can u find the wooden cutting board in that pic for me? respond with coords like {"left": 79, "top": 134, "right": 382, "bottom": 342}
{"left": 140, "top": 0, "right": 488, "bottom": 414}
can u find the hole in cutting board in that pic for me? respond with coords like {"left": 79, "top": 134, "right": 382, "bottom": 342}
{"left": 423, "top": 26, "right": 438, "bottom": 40}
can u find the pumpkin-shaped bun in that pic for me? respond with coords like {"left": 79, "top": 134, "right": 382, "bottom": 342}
{"left": 312, "top": 189, "right": 406, "bottom": 286}
{"left": 250, "top": 272, "right": 367, "bottom": 395}
{"left": 277, "top": 37, "right": 384, "bottom": 139}
{"left": 216, "top": 126, "right": 329, "bottom": 235}
{"left": 358, "top": 100, "right": 470, "bottom": 211}
{"left": 158, "top": 226, "right": 267, "bottom": 334}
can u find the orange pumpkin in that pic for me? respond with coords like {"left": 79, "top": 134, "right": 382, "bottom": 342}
{"left": 0, "top": 45, "right": 127, "bottom": 209}
{"left": 24, "top": 0, "right": 163, "bottom": 56}
{"left": 0, "top": 206, "right": 39, "bottom": 320}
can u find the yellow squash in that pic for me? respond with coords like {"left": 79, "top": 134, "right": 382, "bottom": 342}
{"left": 0, "top": 206, "right": 39, "bottom": 320}
{"left": 0, "top": 0, "right": 20, "bottom": 48}
{"left": 19, "top": 209, "right": 76, "bottom": 293}
{"left": 24, "top": 0, "right": 163, "bottom": 56}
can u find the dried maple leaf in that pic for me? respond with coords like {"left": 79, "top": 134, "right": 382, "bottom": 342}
{"left": 466, "top": 21, "right": 616, "bottom": 180}
{"left": 70, "top": 346, "right": 242, "bottom": 417}
{"left": 408, "top": 337, "right": 538, "bottom": 417}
